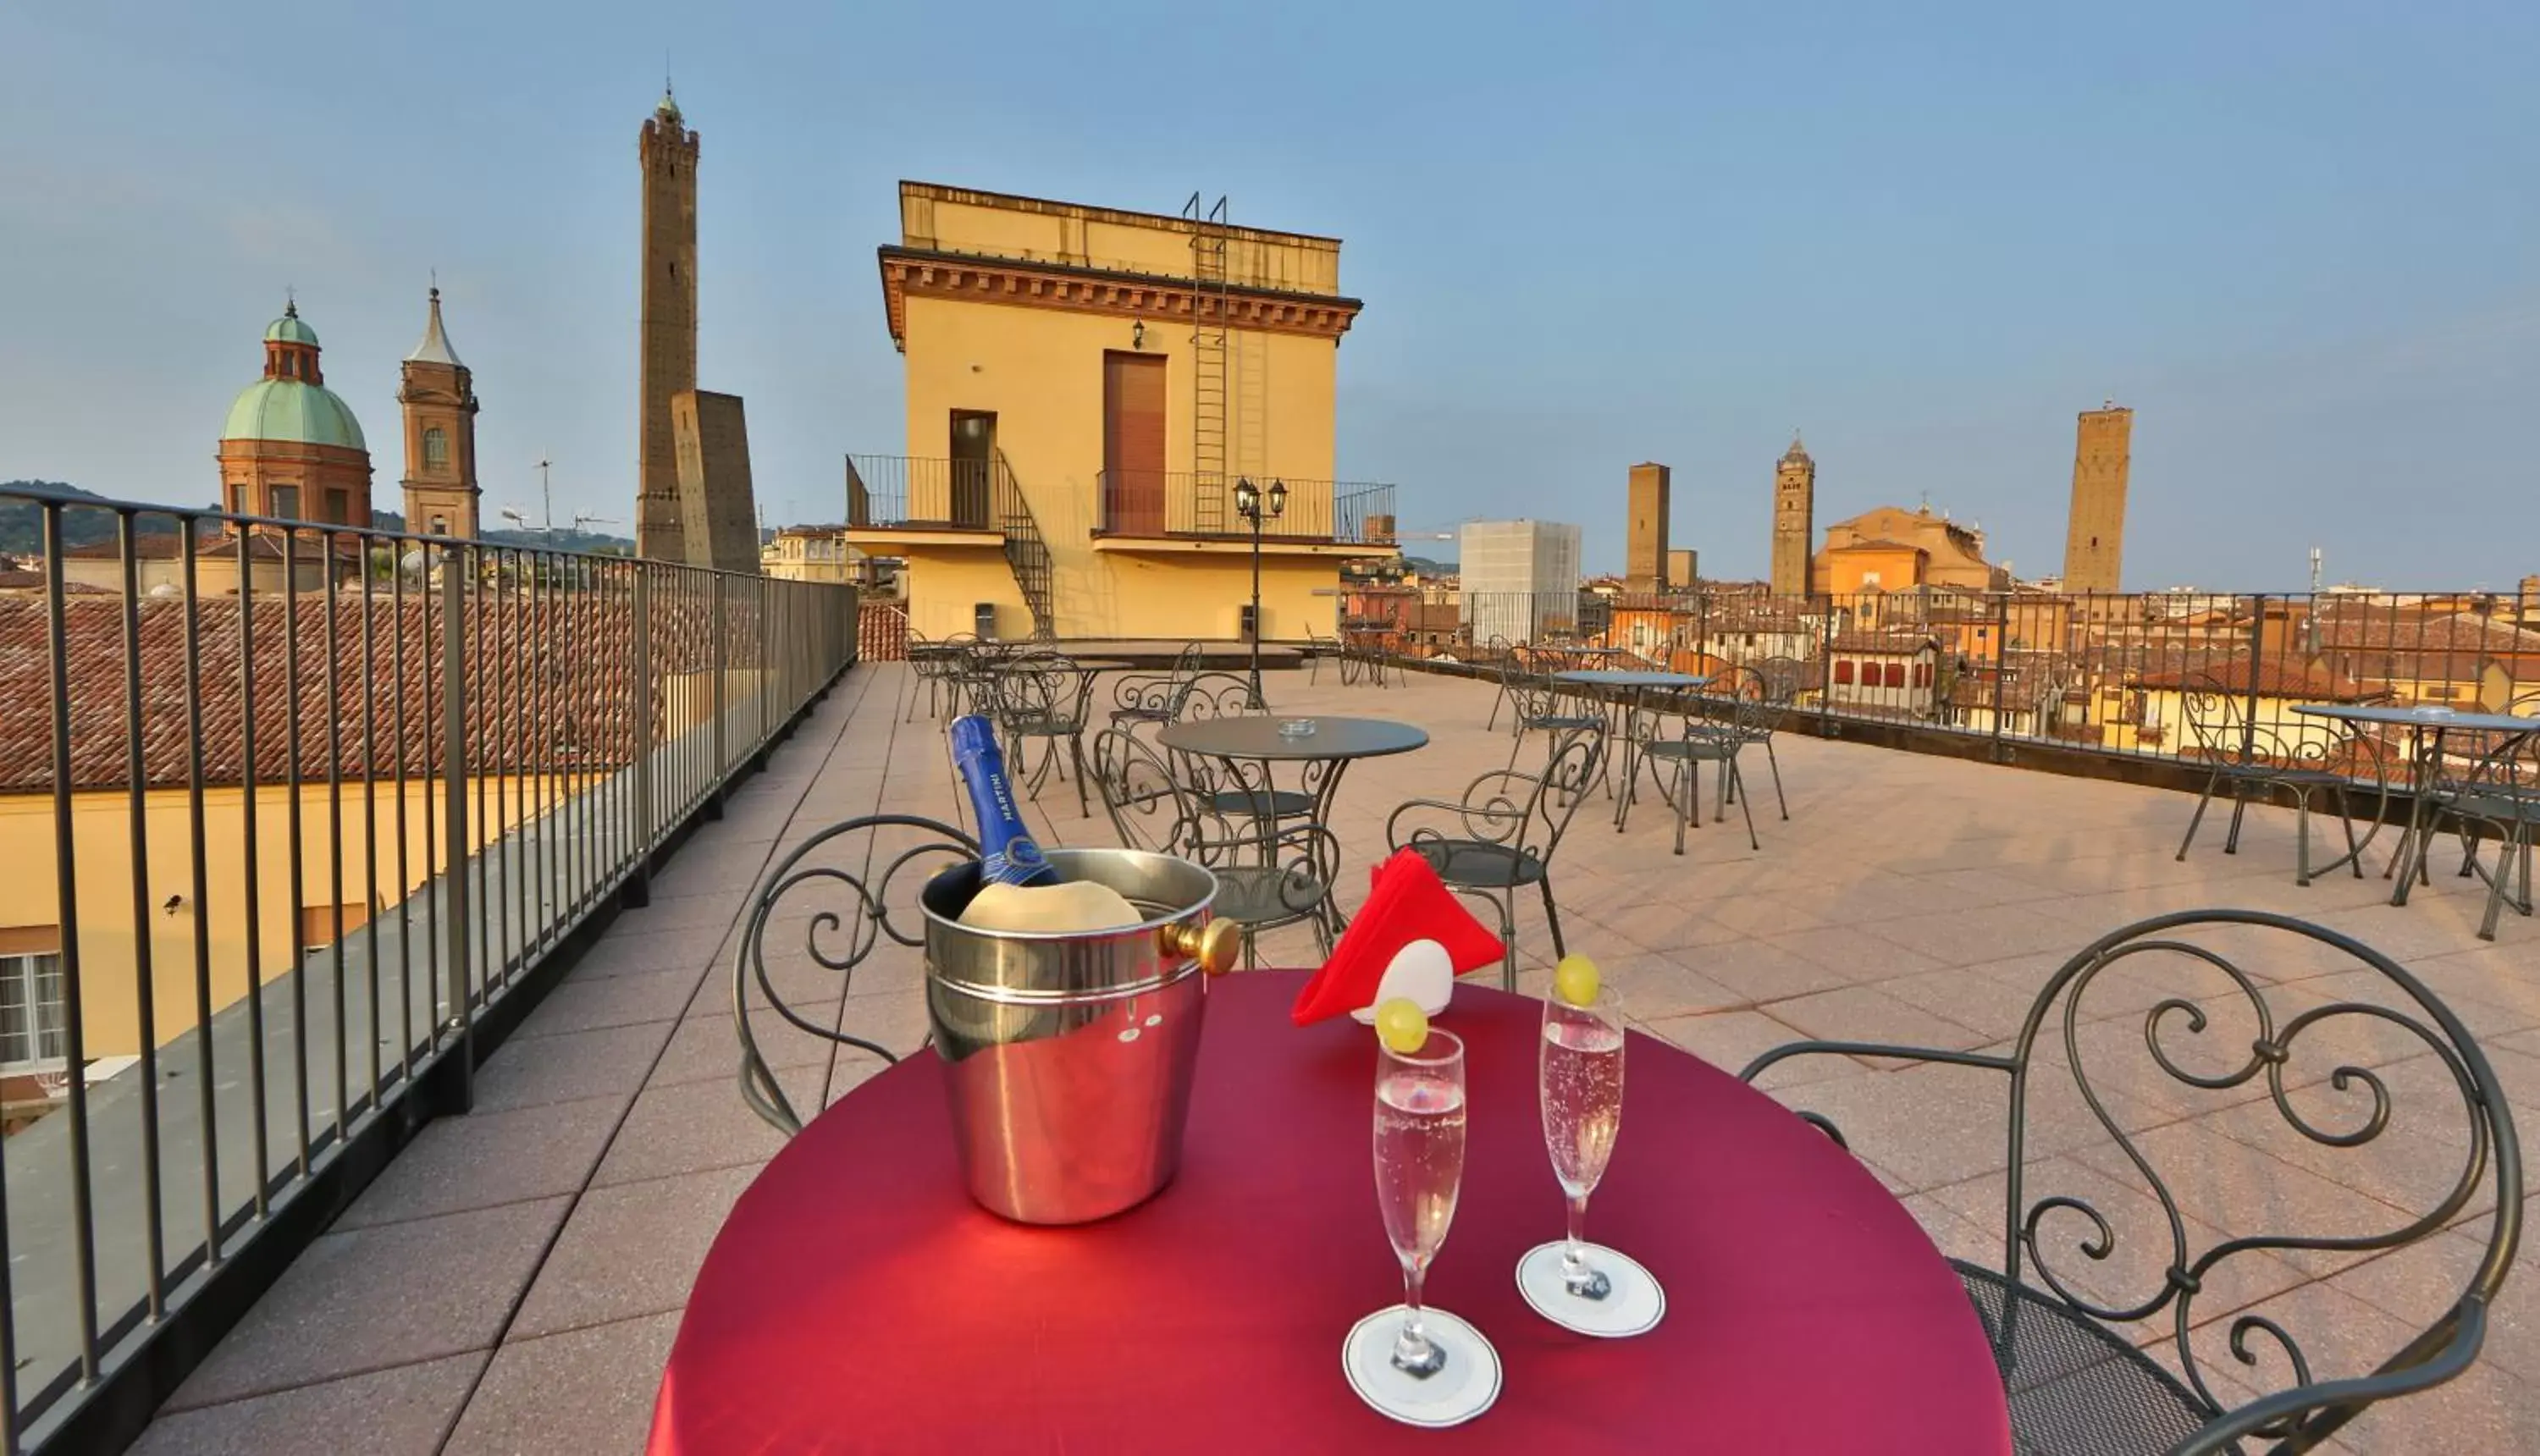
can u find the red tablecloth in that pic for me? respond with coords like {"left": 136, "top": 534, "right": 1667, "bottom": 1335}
{"left": 649, "top": 973, "right": 2012, "bottom": 1454}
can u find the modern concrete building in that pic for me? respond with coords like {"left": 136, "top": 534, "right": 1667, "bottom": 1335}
{"left": 2062, "top": 403, "right": 2132, "bottom": 593}
{"left": 1458, "top": 518, "right": 1581, "bottom": 644}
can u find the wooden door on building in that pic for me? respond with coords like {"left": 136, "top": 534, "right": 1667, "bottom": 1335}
{"left": 948, "top": 411, "right": 995, "bottom": 529}
{"left": 1102, "top": 351, "right": 1167, "bottom": 535}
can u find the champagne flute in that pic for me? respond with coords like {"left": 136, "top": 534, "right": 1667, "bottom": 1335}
{"left": 1343, "top": 1028, "right": 1500, "bottom": 1426}
{"left": 1519, "top": 985, "right": 1665, "bottom": 1336}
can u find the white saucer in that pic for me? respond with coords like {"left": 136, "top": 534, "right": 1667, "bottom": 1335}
{"left": 1341, "top": 1304, "right": 1501, "bottom": 1427}
{"left": 1516, "top": 1241, "right": 1666, "bottom": 1337}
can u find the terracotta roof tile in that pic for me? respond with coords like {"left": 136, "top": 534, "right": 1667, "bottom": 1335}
{"left": 0, "top": 590, "right": 702, "bottom": 793}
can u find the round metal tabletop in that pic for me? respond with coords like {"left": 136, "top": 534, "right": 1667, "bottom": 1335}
{"left": 1553, "top": 670, "right": 1712, "bottom": 687}
{"left": 1156, "top": 715, "right": 1430, "bottom": 761}
{"left": 2292, "top": 703, "right": 2540, "bottom": 733}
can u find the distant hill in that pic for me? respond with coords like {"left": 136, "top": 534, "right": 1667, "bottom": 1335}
{"left": 0, "top": 480, "right": 124, "bottom": 554}
{"left": 2, "top": 489, "right": 637, "bottom": 560}
{"left": 369, "top": 508, "right": 635, "bottom": 556}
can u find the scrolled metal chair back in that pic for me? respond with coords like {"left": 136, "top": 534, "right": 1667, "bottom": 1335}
{"left": 732, "top": 813, "right": 977, "bottom": 1136}
{"left": 2178, "top": 670, "right": 2256, "bottom": 764}
{"left": 1405, "top": 722, "right": 1606, "bottom": 872}
{"left": 1091, "top": 725, "right": 1206, "bottom": 854}
{"left": 1996, "top": 911, "right": 2521, "bottom": 1450}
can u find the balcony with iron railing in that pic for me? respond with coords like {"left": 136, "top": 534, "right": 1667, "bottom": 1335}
{"left": 846, "top": 455, "right": 1396, "bottom": 553}
{"left": 1093, "top": 471, "right": 1395, "bottom": 549}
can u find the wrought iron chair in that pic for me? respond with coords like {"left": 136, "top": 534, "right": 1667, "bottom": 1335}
{"left": 732, "top": 813, "right": 976, "bottom": 1136}
{"left": 1108, "top": 642, "right": 1207, "bottom": 732}
{"left": 1480, "top": 635, "right": 1519, "bottom": 731}
{"left": 1337, "top": 621, "right": 1393, "bottom": 688}
{"left": 1728, "top": 659, "right": 1799, "bottom": 821}
{"left": 2173, "top": 675, "right": 2389, "bottom": 886}
{"left": 1384, "top": 724, "right": 1605, "bottom": 990}
{"left": 1626, "top": 689, "right": 1762, "bottom": 853}
{"left": 2424, "top": 692, "right": 2538, "bottom": 940}
{"left": 903, "top": 629, "right": 974, "bottom": 723}
{"left": 1742, "top": 909, "right": 2521, "bottom": 1456}
{"left": 1502, "top": 661, "right": 1605, "bottom": 770}
{"left": 1091, "top": 727, "right": 1341, "bottom": 965}
{"left": 983, "top": 652, "right": 1097, "bottom": 818}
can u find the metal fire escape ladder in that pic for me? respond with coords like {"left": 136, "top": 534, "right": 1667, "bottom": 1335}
{"left": 1186, "top": 193, "right": 1231, "bottom": 533}
{"left": 991, "top": 449, "right": 1056, "bottom": 639}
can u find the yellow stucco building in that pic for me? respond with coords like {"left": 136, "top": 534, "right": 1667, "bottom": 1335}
{"left": 848, "top": 182, "right": 1394, "bottom": 641}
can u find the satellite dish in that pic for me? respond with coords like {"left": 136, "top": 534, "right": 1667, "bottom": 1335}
{"left": 401, "top": 550, "right": 429, "bottom": 577}
{"left": 147, "top": 582, "right": 180, "bottom": 598}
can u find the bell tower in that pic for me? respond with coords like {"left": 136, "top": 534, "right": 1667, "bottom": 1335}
{"left": 1770, "top": 434, "right": 1815, "bottom": 597}
{"left": 398, "top": 287, "right": 481, "bottom": 537}
{"left": 636, "top": 84, "right": 700, "bottom": 561}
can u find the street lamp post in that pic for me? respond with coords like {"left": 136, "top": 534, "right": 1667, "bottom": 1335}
{"left": 1234, "top": 476, "right": 1287, "bottom": 708}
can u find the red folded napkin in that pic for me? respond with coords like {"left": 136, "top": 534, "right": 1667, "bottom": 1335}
{"left": 1291, "top": 848, "right": 1507, "bottom": 1025}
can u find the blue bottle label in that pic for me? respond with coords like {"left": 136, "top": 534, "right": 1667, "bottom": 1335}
{"left": 949, "top": 715, "right": 1057, "bottom": 887}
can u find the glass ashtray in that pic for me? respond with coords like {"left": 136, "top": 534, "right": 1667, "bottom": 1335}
{"left": 1277, "top": 719, "right": 1318, "bottom": 739}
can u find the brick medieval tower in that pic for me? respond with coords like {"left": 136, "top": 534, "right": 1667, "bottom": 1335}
{"left": 398, "top": 287, "right": 480, "bottom": 537}
{"left": 637, "top": 85, "right": 699, "bottom": 562}
{"left": 2061, "top": 403, "right": 2131, "bottom": 593}
{"left": 1770, "top": 434, "right": 1815, "bottom": 597}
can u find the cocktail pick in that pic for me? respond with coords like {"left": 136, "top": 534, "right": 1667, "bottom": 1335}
{"left": 1292, "top": 848, "right": 1505, "bottom": 1026}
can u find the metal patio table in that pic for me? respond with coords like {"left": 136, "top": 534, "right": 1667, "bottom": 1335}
{"left": 1156, "top": 714, "right": 1427, "bottom": 826}
{"left": 649, "top": 974, "right": 2013, "bottom": 1454}
{"left": 1554, "top": 669, "right": 1711, "bottom": 829}
{"left": 2293, "top": 702, "right": 2540, "bottom": 905}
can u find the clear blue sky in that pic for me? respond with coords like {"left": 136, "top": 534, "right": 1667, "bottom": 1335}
{"left": 3, "top": 2, "right": 2533, "bottom": 589}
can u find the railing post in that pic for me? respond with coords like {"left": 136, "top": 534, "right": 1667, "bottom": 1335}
{"left": 438, "top": 541, "right": 473, "bottom": 1111}
{"left": 2243, "top": 593, "right": 2267, "bottom": 765}
{"left": 1819, "top": 598, "right": 1838, "bottom": 738}
{"left": 710, "top": 571, "right": 727, "bottom": 806}
{"left": 1991, "top": 589, "right": 2011, "bottom": 761}
{"left": 628, "top": 566, "right": 654, "bottom": 907}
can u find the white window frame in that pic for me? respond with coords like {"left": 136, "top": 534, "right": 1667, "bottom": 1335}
{"left": 1, "top": 950, "right": 69, "bottom": 1073}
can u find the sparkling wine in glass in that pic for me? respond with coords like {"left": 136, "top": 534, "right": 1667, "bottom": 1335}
{"left": 1344, "top": 1028, "right": 1500, "bottom": 1426}
{"left": 1520, "top": 987, "right": 1665, "bottom": 1337}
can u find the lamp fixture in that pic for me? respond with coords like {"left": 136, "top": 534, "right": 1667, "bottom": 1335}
{"left": 1132, "top": 319, "right": 1146, "bottom": 350}
{"left": 1267, "top": 478, "right": 1288, "bottom": 518}
{"left": 1234, "top": 476, "right": 1259, "bottom": 517}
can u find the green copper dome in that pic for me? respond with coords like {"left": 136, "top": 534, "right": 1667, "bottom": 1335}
{"left": 224, "top": 379, "right": 367, "bottom": 451}
{"left": 264, "top": 302, "right": 320, "bottom": 346}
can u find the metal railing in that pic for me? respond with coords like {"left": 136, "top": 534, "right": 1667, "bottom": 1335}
{"left": 1094, "top": 471, "right": 1394, "bottom": 544}
{"left": 0, "top": 484, "right": 858, "bottom": 1453}
{"left": 1359, "top": 584, "right": 2540, "bottom": 770}
{"left": 847, "top": 455, "right": 1397, "bottom": 549}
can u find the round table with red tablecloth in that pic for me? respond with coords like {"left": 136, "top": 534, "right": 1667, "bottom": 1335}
{"left": 648, "top": 973, "right": 2013, "bottom": 1454}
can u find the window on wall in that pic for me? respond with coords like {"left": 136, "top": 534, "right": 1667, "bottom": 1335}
{"left": 1833, "top": 659, "right": 1855, "bottom": 686}
{"left": 1884, "top": 663, "right": 1907, "bottom": 688}
{"left": 429, "top": 516, "right": 449, "bottom": 535}
{"left": 270, "top": 484, "right": 301, "bottom": 521}
{"left": 324, "top": 488, "right": 349, "bottom": 525}
{"left": 0, "top": 951, "right": 68, "bottom": 1069}
{"left": 423, "top": 427, "right": 449, "bottom": 470}
{"left": 1914, "top": 662, "right": 1933, "bottom": 687}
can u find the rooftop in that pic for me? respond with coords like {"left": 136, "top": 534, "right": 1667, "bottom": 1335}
{"left": 133, "top": 661, "right": 2539, "bottom": 1453}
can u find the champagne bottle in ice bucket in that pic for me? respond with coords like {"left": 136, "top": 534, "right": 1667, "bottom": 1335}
{"left": 947, "top": 715, "right": 1141, "bottom": 931}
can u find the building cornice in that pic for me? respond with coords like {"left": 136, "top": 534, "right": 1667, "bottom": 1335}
{"left": 876, "top": 247, "right": 1363, "bottom": 351}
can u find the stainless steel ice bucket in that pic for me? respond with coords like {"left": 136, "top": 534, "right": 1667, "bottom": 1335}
{"left": 920, "top": 848, "right": 1240, "bottom": 1225}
